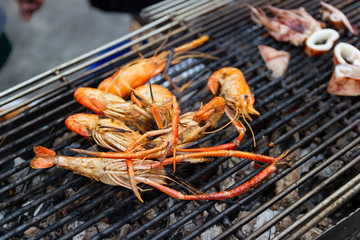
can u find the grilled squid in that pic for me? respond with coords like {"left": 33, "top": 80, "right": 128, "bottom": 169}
{"left": 305, "top": 28, "right": 339, "bottom": 57}
{"left": 320, "top": 1, "right": 359, "bottom": 35}
{"left": 333, "top": 42, "right": 360, "bottom": 66}
{"left": 327, "top": 63, "right": 360, "bottom": 96}
{"left": 247, "top": 4, "right": 324, "bottom": 46}
{"left": 258, "top": 45, "right": 291, "bottom": 78}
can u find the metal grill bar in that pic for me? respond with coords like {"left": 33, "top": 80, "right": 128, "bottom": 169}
{"left": 0, "top": 176, "right": 85, "bottom": 229}
{"left": 36, "top": 186, "right": 118, "bottom": 240}
{"left": 213, "top": 113, "right": 360, "bottom": 239}
{"left": 0, "top": 17, "right": 189, "bottom": 117}
{"left": 247, "top": 137, "right": 360, "bottom": 239}
{"left": 0, "top": 170, "right": 68, "bottom": 210}
{"left": 183, "top": 114, "right": 360, "bottom": 240}
{"left": 0, "top": 15, "right": 173, "bottom": 99}
{"left": 0, "top": 182, "right": 107, "bottom": 239}
{"left": 276, "top": 173, "right": 360, "bottom": 240}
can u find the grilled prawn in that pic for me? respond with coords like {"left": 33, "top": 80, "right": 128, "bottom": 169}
{"left": 31, "top": 146, "right": 167, "bottom": 190}
{"left": 131, "top": 84, "right": 175, "bottom": 129}
{"left": 31, "top": 146, "right": 289, "bottom": 201}
{"left": 74, "top": 87, "right": 155, "bottom": 133}
{"left": 208, "top": 67, "right": 260, "bottom": 145}
{"left": 131, "top": 84, "right": 180, "bottom": 158}
{"left": 98, "top": 35, "right": 210, "bottom": 97}
{"left": 68, "top": 97, "right": 237, "bottom": 202}
{"left": 65, "top": 113, "right": 147, "bottom": 152}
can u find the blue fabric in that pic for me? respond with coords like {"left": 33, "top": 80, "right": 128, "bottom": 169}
{"left": 88, "top": 40, "right": 131, "bottom": 69}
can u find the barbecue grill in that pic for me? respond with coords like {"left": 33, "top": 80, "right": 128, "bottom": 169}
{"left": 1, "top": 0, "right": 360, "bottom": 239}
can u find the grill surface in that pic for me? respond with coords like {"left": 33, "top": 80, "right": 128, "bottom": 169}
{"left": 1, "top": 0, "right": 360, "bottom": 239}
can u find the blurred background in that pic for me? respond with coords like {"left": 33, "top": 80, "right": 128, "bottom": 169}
{"left": 0, "top": 0, "right": 132, "bottom": 91}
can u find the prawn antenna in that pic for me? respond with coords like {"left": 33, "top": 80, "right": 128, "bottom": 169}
{"left": 164, "top": 48, "right": 175, "bottom": 74}
{"left": 203, "top": 119, "right": 233, "bottom": 134}
{"left": 0, "top": 134, "right": 7, "bottom": 147}
{"left": 136, "top": 157, "right": 148, "bottom": 174}
{"left": 167, "top": 173, "right": 204, "bottom": 196}
{"left": 168, "top": 173, "right": 222, "bottom": 201}
{"left": 154, "top": 18, "right": 173, "bottom": 57}
{"left": 241, "top": 110, "right": 256, "bottom": 147}
{"left": 98, "top": 126, "right": 132, "bottom": 133}
{"left": 149, "top": 83, "right": 155, "bottom": 103}
{"left": 132, "top": 90, "right": 152, "bottom": 107}
{"left": 204, "top": 108, "right": 239, "bottom": 135}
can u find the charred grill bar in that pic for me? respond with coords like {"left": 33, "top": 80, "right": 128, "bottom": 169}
{"left": 1, "top": 0, "right": 360, "bottom": 239}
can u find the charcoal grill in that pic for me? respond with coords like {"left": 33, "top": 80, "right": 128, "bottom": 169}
{"left": 1, "top": 0, "right": 360, "bottom": 239}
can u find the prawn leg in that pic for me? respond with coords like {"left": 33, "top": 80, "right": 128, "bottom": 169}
{"left": 150, "top": 149, "right": 290, "bottom": 169}
{"left": 139, "top": 150, "right": 287, "bottom": 200}
{"left": 176, "top": 143, "right": 237, "bottom": 152}
{"left": 225, "top": 106, "right": 246, "bottom": 146}
{"left": 163, "top": 48, "right": 193, "bottom": 92}
{"left": 161, "top": 96, "right": 180, "bottom": 169}
{"left": 124, "top": 95, "right": 178, "bottom": 201}
{"left": 125, "top": 158, "right": 143, "bottom": 202}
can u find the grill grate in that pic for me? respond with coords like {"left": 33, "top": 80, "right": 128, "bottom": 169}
{"left": 1, "top": 0, "right": 360, "bottom": 239}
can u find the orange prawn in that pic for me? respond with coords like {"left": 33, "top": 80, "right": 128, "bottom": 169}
{"left": 65, "top": 113, "right": 147, "bottom": 152}
{"left": 98, "top": 35, "right": 210, "bottom": 97}
{"left": 30, "top": 146, "right": 289, "bottom": 201}
{"left": 208, "top": 67, "right": 260, "bottom": 146}
{"left": 74, "top": 87, "right": 155, "bottom": 133}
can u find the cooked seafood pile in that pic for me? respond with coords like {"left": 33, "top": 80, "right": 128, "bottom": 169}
{"left": 31, "top": 37, "right": 288, "bottom": 202}
{"left": 29, "top": 1, "right": 360, "bottom": 203}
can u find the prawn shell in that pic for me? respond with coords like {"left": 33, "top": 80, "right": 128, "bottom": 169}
{"left": 65, "top": 113, "right": 98, "bottom": 138}
{"left": 208, "top": 67, "right": 259, "bottom": 118}
{"left": 98, "top": 55, "right": 167, "bottom": 98}
{"left": 74, "top": 87, "right": 126, "bottom": 114}
{"left": 131, "top": 84, "right": 173, "bottom": 107}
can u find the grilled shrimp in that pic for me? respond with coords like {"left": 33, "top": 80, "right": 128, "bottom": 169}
{"left": 74, "top": 87, "right": 155, "bottom": 133}
{"left": 68, "top": 97, "right": 230, "bottom": 201}
{"left": 31, "top": 146, "right": 167, "bottom": 191}
{"left": 31, "top": 146, "right": 289, "bottom": 201}
{"left": 208, "top": 67, "right": 260, "bottom": 145}
{"left": 65, "top": 113, "right": 147, "bottom": 152}
{"left": 98, "top": 35, "right": 210, "bottom": 97}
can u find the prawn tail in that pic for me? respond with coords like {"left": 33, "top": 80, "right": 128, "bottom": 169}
{"left": 31, "top": 146, "right": 56, "bottom": 169}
